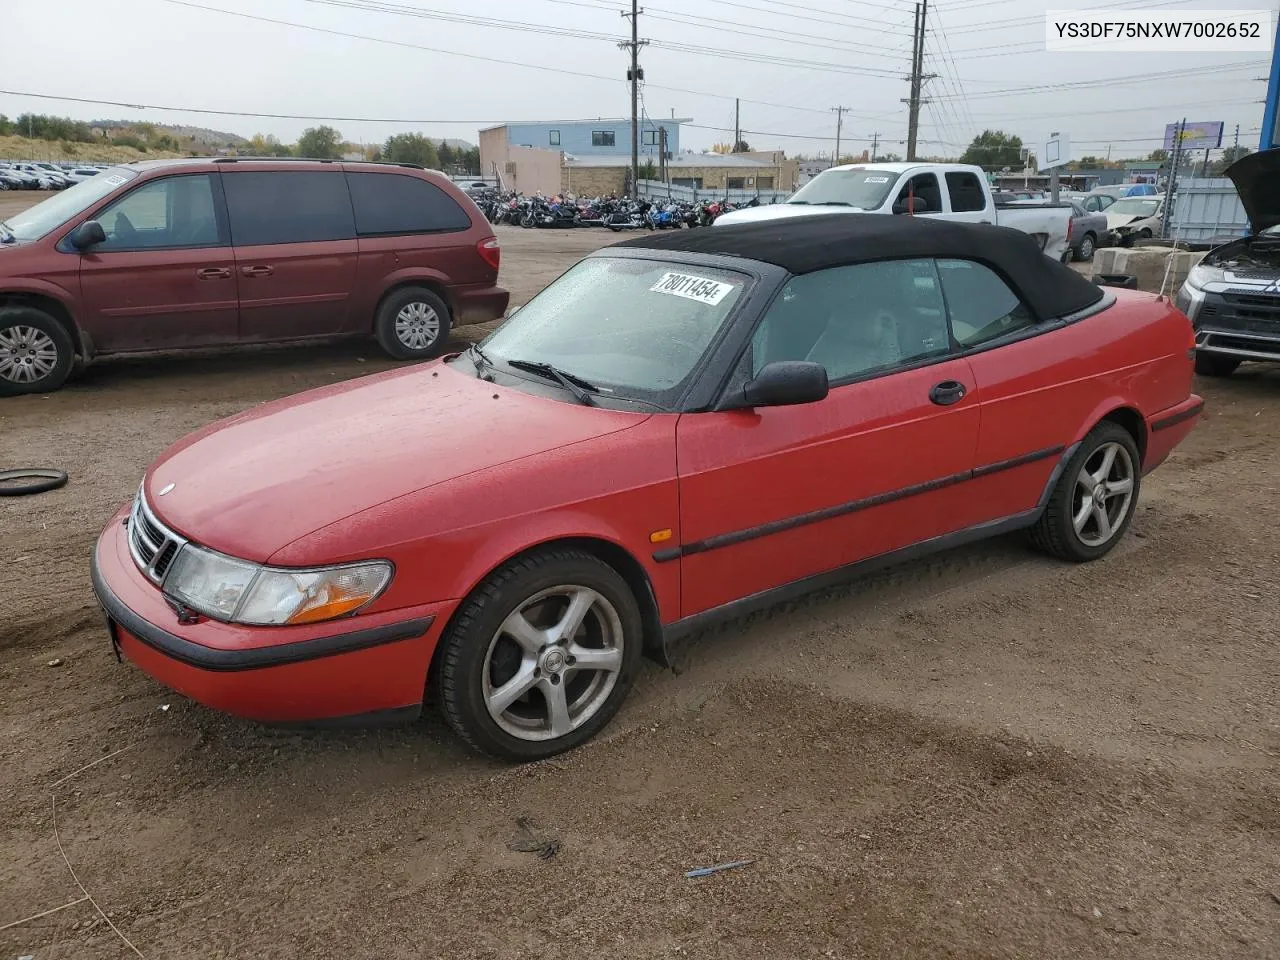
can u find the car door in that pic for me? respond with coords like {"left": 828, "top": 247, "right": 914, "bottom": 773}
{"left": 77, "top": 173, "right": 239, "bottom": 352}
{"left": 220, "top": 168, "right": 359, "bottom": 341}
{"left": 943, "top": 170, "right": 994, "bottom": 224}
{"left": 937, "top": 258, "right": 1086, "bottom": 524}
{"left": 672, "top": 259, "right": 981, "bottom": 619}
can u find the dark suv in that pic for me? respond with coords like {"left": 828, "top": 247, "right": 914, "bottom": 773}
{"left": 0, "top": 158, "right": 509, "bottom": 395}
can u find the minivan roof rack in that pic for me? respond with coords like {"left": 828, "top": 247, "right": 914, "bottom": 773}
{"left": 209, "top": 157, "right": 428, "bottom": 170}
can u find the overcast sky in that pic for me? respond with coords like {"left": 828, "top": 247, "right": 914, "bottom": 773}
{"left": 4, "top": 0, "right": 1275, "bottom": 159}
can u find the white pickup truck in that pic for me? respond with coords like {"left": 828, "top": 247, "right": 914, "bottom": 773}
{"left": 716, "top": 162, "right": 1073, "bottom": 262}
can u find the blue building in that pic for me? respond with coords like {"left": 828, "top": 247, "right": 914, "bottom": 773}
{"left": 480, "top": 117, "right": 688, "bottom": 160}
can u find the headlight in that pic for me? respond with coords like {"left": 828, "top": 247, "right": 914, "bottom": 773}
{"left": 164, "top": 545, "right": 392, "bottom": 626}
{"left": 1185, "top": 263, "right": 1224, "bottom": 290}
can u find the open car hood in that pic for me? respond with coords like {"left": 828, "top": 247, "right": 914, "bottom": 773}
{"left": 1226, "top": 149, "right": 1280, "bottom": 233}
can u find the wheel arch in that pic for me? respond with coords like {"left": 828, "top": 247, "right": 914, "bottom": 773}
{"left": 1079, "top": 404, "right": 1147, "bottom": 466}
{"left": 0, "top": 291, "right": 84, "bottom": 358}
{"left": 426, "top": 535, "right": 670, "bottom": 694}
{"left": 373, "top": 275, "right": 454, "bottom": 330}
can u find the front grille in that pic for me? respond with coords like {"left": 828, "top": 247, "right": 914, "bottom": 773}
{"left": 127, "top": 489, "right": 187, "bottom": 585}
{"left": 1198, "top": 292, "right": 1280, "bottom": 335}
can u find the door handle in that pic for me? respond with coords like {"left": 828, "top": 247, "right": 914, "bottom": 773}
{"left": 241, "top": 265, "right": 274, "bottom": 278}
{"left": 929, "top": 380, "right": 967, "bottom": 406}
{"left": 196, "top": 267, "right": 231, "bottom": 280}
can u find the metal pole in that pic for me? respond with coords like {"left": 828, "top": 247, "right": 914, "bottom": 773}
{"left": 1161, "top": 118, "right": 1184, "bottom": 240}
{"left": 622, "top": 0, "right": 642, "bottom": 198}
{"left": 871, "top": 132, "right": 879, "bottom": 162}
{"left": 734, "top": 98, "right": 740, "bottom": 152}
{"left": 831, "top": 107, "right": 846, "bottom": 165}
{"left": 906, "top": 2, "right": 922, "bottom": 162}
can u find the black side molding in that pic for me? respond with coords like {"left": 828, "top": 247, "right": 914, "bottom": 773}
{"left": 91, "top": 551, "right": 432, "bottom": 672}
{"left": 1151, "top": 400, "right": 1205, "bottom": 433}
{"left": 654, "top": 445, "right": 1064, "bottom": 563}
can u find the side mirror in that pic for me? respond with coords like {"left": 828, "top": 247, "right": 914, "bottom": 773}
{"left": 741, "top": 360, "right": 829, "bottom": 408}
{"left": 68, "top": 220, "right": 106, "bottom": 250}
{"left": 892, "top": 196, "right": 925, "bottom": 215}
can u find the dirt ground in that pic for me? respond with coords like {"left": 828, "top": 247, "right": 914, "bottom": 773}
{"left": 2, "top": 197, "right": 1278, "bottom": 960}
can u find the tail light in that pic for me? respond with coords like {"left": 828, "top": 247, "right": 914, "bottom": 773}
{"left": 477, "top": 236, "right": 501, "bottom": 271}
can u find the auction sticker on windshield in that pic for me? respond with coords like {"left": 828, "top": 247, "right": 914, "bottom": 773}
{"left": 650, "top": 272, "right": 736, "bottom": 305}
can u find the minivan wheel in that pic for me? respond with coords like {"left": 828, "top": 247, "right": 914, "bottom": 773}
{"left": 1030, "top": 422, "right": 1141, "bottom": 563}
{"left": 374, "top": 287, "right": 452, "bottom": 361}
{"left": 0, "top": 307, "right": 75, "bottom": 396}
{"left": 436, "top": 548, "right": 643, "bottom": 761}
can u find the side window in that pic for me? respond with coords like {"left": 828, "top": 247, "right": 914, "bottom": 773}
{"left": 222, "top": 171, "right": 355, "bottom": 246}
{"left": 94, "top": 175, "right": 221, "bottom": 251}
{"left": 750, "top": 259, "right": 950, "bottom": 382}
{"left": 944, "top": 172, "right": 986, "bottom": 213}
{"left": 937, "top": 259, "right": 1036, "bottom": 348}
{"left": 591, "top": 131, "right": 616, "bottom": 147}
{"left": 549, "top": 129, "right": 560, "bottom": 146}
{"left": 346, "top": 173, "right": 473, "bottom": 236}
{"left": 894, "top": 173, "right": 942, "bottom": 213}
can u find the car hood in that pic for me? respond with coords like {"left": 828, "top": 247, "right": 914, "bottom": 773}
{"left": 1106, "top": 211, "right": 1159, "bottom": 231}
{"left": 714, "top": 203, "right": 868, "bottom": 226}
{"left": 145, "top": 362, "right": 650, "bottom": 563}
{"left": 1226, "top": 149, "right": 1280, "bottom": 233}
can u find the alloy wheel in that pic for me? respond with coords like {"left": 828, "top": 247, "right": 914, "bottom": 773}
{"left": 481, "top": 585, "right": 625, "bottom": 742}
{"left": 1072, "top": 441, "right": 1135, "bottom": 547}
{"left": 393, "top": 301, "right": 441, "bottom": 352}
{"left": 0, "top": 325, "right": 59, "bottom": 384}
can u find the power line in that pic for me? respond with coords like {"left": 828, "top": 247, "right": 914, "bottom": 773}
{"left": 928, "top": 61, "right": 1269, "bottom": 100}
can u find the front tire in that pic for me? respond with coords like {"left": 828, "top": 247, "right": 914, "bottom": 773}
{"left": 0, "top": 307, "right": 75, "bottom": 396}
{"left": 374, "top": 287, "right": 452, "bottom": 361}
{"left": 1074, "top": 233, "right": 1096, "bottom": 261}
{"left": 437, "top": 549, "right": 644, "bottom": 761}
{"left": 1195, "top": 353, "right": 1239, "bottom": 377}
{"left": 1031, "top": 423, "right": 1140, "bottom": 562}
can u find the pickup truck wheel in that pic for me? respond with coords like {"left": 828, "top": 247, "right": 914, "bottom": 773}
{"left": 1074, "top": 233, "right": 1096, "bottom": 261}
{"left": 436, "top": 548, "right": 643, "bottom": 761}
{"left": 374, "top": 287, "right": 452, "bottom": 361}
{"left": 1194, "top": 353, "right": 1239, "bottom": 377}
{"left": 0, "top": 307, "right": 75, "bottom": 396}
{"left": 1031, "top": 423, "right": 1140, "bottom": 563}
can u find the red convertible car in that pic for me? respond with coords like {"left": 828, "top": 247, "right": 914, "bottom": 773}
{"left": 91, "top": 215, "right": 1203, "bottom": 760}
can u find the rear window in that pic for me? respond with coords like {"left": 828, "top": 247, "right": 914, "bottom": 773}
{"left": 346, "top": 172, "right": 472, "bottom": 236}
{"left": 222, "top": 170, "right": 355, "bottom": 245}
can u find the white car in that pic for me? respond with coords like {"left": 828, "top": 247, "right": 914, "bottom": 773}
{"left": 715, "top": 162, "right": 1074, "bottom": 262}
{"left": 1105, "top": 196, "right": 1164, "bottom": 246}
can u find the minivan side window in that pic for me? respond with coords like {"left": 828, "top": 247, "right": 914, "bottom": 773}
{"left": 945, "top": 172, "right": 987, "bottom": 213}
{"left": 93, "top": 175, "right": 222, "bottom": 251}
{"left": 937, "top": 259, "right": 1036, "bottom": 348}
{"left": 345, "top": 173, "right": 473, "bottom": 236}
{"left": 222, "top": 171, "right": 355, "bottom": 246}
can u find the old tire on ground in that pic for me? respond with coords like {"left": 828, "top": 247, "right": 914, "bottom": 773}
{"left": 1074, "top": 233, "right": 1096, "bottom": 262}
{"left": 1031, "top": 422, "right": 1141, "bottom": 563}
{"left": 437, "top": 548, "right": 644, "bottom": 761}
{"left": 1194, "top": 353, "right": 1239, "bottom": 377}
{"left": 0, "top": 306, "right": 75, "bottom": 396}
{"left": 374, "top": 287, "right": 452, "bottom": 361}
{"left": 0, "top": 468, "right": 69, "bottom": 496}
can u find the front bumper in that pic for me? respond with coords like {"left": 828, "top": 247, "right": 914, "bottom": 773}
{"left": 91, "top": 503, "right": 457, "bottom": 724}
{"left": 1183, "top": 287, "right": 1280, "bottom": 362}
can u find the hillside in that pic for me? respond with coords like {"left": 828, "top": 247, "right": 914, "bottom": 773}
{"left": 0, "top": 135, "right": 188, "bottom": 163}
{"left": 90, "top": 121, "right": 248, "bottom": 148}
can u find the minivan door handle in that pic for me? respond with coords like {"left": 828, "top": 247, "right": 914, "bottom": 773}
{"left": 241, "top": 265, "right": 274, "bottom": 278}
{"left": 196, "top": 266, "right": 231, "bottom": 280}
{"left": 929, "top": 380, "right": 967, "bottom": 406}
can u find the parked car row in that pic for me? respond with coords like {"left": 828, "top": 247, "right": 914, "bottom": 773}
{"left": 0, "top": 161, "right": 109, "bottom": 191}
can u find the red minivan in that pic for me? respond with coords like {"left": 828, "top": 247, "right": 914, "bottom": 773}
{"left": 0, "top": 159, "right": 508, "bottom": 395}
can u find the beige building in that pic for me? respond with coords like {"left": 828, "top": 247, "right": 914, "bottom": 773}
{"left": 563, "top": 152, "right": 793, "bottom": 197}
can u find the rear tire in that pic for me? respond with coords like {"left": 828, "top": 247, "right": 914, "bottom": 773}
{"left": 0, "top": 307, "right": 75, "bottom": 396}
{"left": 1030, "top": 423, "right": 1141, "bottom": 563}
{"left": 1194, "top": 353, "right": 1239, "bottom": 377}
{"left": 374, "top": 287, "right": 452, "bottom": 361}
{"left": 1074, "top": 233, "right": 1096, "bottom": 262}
{"left": 437, "top": 549, "right": 643, "bottom": 761}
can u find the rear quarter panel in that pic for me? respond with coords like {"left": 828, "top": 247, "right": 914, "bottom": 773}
{"left": 964, "top": 291, "right": 1194, "bottom": 516}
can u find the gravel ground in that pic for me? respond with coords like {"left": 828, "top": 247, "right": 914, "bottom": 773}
{"left": 1, "top": 197, "right": 1278, "bottom": 959}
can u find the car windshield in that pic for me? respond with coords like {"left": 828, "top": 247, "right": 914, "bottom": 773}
{"left": 788, "top": 167, "right": 897, "bottom": 209}
{"left": 4, "top": 167, "right": 137, "bottom": 241}
{"left": 1109, "top": 198, "right": 1160, "bottom": 216}
{"left": 474, "top": 256, "right": 748, "bottom": 407}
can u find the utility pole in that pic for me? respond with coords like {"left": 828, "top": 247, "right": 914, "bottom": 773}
{"left": 870, "top": 132, "right": 879, "bottom": 162}
{"left": 734, "top": 98, "right": 741, "bottom": 152}
{"left": 620, "top": 0, "right": 647, "bottom": 197}
{"left": 1161, "top": 117, "right": 1184, "bottom": 240}
{"left": 903, "top": 0, "right": 933, "bottom": 161}
{"left": 831, "top": 106, "right": 848, "bottom": 165}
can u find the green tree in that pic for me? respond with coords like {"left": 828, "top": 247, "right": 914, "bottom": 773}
{"left": 0, "top": 114, "right": 9, "bottom": 136}
{"left": 1213, "top": 145, "right": 1251, "bottom": 174}
{"left": 1146, "top": 149, "right": 1168, "bottom": 162}
{"left": 1077, "top": 155, "right": 1102, "bottom": 168}
{"left": 732, "top": 138, "right": 751, "bottom": 153}
{"left": 638, "top": 158, "right": 658, "bottom": 181}
{"left": 959, "top": 130, "right": 1023, "bottom": 169}
{"left": 382, "top": 133, "right": 438, "bottom": 167}
{"left": 460, "top": 146, "right": 480, "bottom": 175}
{"left": 296, "top": 125, "right": 343, "bottom": 159}
{"left": 437, "top": 141, "right": 455, "bottom": 169}
{"left": 876, "top": 151, "right": 903, "bottom": 163}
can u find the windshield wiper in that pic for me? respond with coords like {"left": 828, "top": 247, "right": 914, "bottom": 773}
{"left": 814, "top": 201, "right": 854, "bottom": 206}
{"left": 468, "top": 341, "right": 494, "bottom": 379}
{"left": 0, "top": 221, "right": 14, "bottom": 243}
{"left": 505, "top": 359, "right": 597, "bottom": 405}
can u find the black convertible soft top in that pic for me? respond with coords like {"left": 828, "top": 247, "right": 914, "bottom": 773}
{"left": 616, "top": 213, "right": 1104, "bottom": 321}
